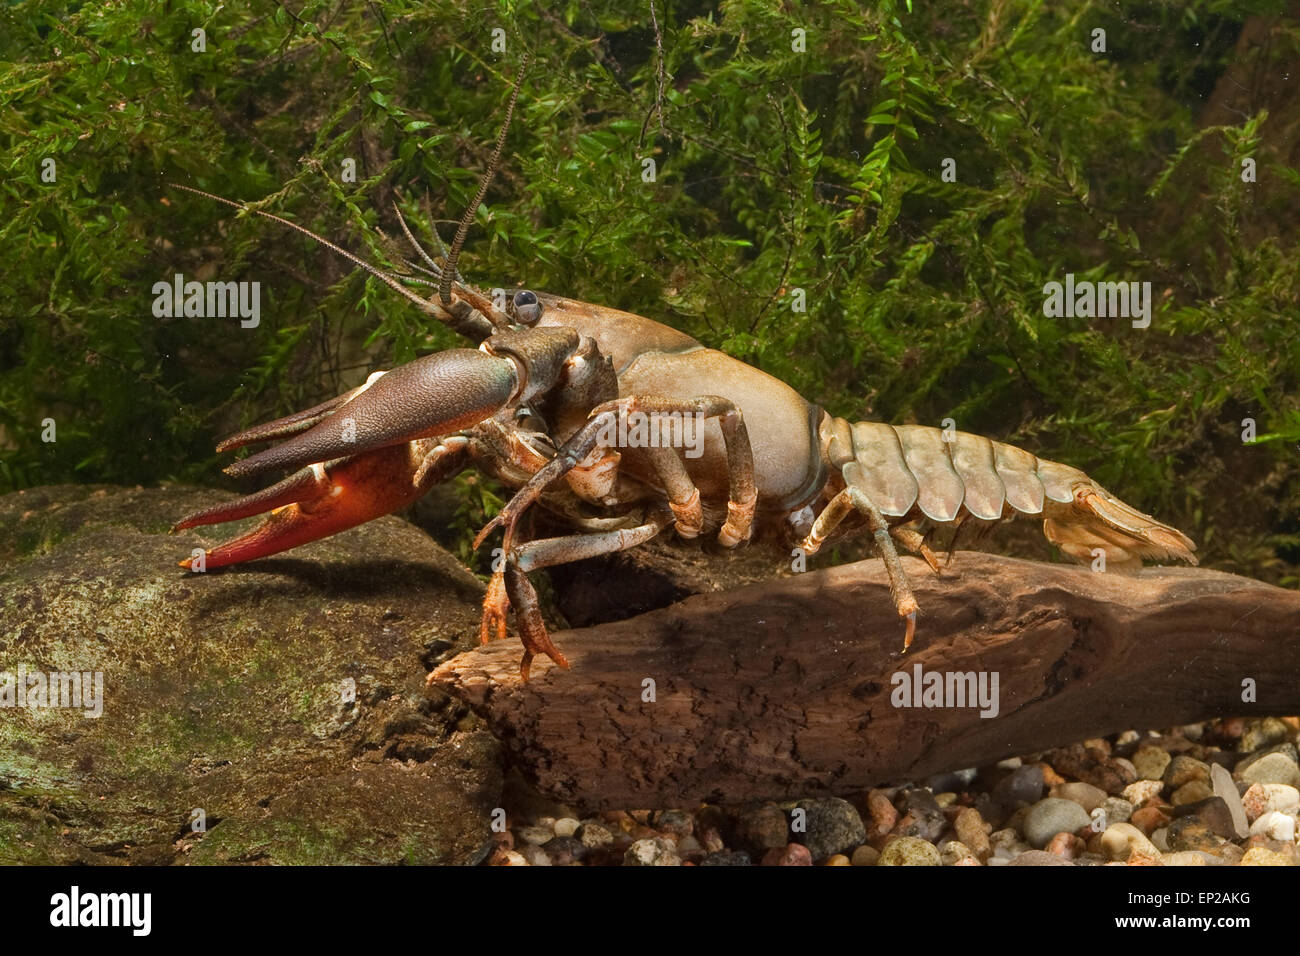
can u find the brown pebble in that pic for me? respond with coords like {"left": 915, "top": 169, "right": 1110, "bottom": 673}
{"left": 1126, "top": 851, "right": 1163, "bottom": 866}
{"left": 866, "top": 789, "right": 898, "bottom": 843}
{"left": 1040, "top": 763, "right": 1066, "bottom": 787}
{"left": 762, "top": 843, "right": 813, "bottom": 866}
{"left": 1045, "top": 832, "right": 1084, "bottom": 859}
{"left": 699, "top": 827, "right": 725, "bottom": 854}
{"left": 954, "top": 807, "right": 991, "bottom": 861}
{"left": 1129, "top": 805, "right": 1171, "bottom": 835}
{"left": 824, "top": 854, "right": 851, "bottom": 866}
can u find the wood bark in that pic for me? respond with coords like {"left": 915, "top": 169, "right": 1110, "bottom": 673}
{"left": 431, "top": 553, "right": 1300, "bottom": 809}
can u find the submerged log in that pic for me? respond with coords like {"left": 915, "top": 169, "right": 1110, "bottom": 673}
{"left": 431, "top": 553, "right": 1300, "bottom": 809}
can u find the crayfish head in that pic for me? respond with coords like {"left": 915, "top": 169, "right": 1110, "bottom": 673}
{"left": 482, "top": 326, "right": 582, "bottom": 405}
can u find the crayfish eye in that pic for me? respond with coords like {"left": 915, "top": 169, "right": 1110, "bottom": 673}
{"left": 512, "top": 289, "right": 542, "bottom": 325}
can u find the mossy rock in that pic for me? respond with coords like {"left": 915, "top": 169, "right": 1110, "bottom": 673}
{"left": 0, "top": 484, "right": 500, "bottom": 865}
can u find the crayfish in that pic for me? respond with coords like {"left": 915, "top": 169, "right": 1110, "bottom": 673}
{"left": 171, "top": 75, "right": 1197, "bottom": 680}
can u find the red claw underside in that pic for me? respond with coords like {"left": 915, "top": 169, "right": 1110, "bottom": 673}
{"left": 173, "top": 443, "right": 429, "bottom": 569}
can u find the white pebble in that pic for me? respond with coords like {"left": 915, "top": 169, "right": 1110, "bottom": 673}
{"left": 1099, "top": 823, "right": 1160, "bottom": 861}
{"left": 553, "top": 817, "right": 581, "bottom": 838}
{"left": 1249, "top": 811, "right": 1297, "bottom": 843}
{"left": 1262, "top": 784, "right": 1300, "bottom": 815}
{"left": 519, "top": 844, "right": 552, "bottom": 866}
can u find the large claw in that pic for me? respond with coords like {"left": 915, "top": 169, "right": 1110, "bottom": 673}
{"left": 173, "top": 440, "right": 463, "bottom": 569}
{"left": 172, "top": 346, "right": 521, "bottom": 569}
{"left": 223, "top": 348, "right": 518, "bottom": 480}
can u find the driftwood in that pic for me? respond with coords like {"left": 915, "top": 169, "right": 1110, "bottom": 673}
{"left": 431, "top": 553, "right": 1300, "bottom": 809}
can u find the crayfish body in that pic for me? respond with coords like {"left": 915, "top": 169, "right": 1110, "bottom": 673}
{"left": 173, "top": 263, "right": 1196, "bottom": 678}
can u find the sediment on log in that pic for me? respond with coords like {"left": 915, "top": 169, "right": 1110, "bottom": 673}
{"left": 431, "top": 553, "right": 1300, "bottom": 809}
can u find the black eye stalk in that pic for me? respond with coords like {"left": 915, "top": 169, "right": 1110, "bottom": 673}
{"left": 513, "top": 289, "right": 543, "bottom": 325}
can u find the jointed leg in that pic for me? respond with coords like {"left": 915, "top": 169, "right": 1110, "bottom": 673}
{"left": 475, "top": 394, "right": 758, "bottom": 550}
{"left": 472, "top": 508, "right": 675, "bottom": 680}
{"left": 798, "top": 486, "right": 921, "bottom": 652}
{"left": 889, "top": 522, "right": 942, "bottom": 574}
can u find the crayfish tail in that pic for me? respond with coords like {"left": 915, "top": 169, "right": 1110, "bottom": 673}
{"left": 1044, "top": 483, "right": 1198, "bottom": 570}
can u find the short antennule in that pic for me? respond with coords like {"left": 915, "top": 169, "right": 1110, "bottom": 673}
{"left": 439, "top": 54, "right": 530, "bottom": 306}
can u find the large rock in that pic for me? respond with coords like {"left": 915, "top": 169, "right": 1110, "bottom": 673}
{"left": 0, "top": 484, "right": 498, "bottom": 864}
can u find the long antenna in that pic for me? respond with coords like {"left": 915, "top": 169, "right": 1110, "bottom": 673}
{"left": 439, "top": 54, "right": 530, "bottom": 305}
{"left": 165, "top": 182, "right": 452, "bottom": 321}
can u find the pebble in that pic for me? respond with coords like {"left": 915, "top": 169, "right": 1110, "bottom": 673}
{"left": 624, "top": 837, "right": 682, "bottom": 866}
{"left": 794, "top": 797, "right": 866, "bottom": 861}
{"left": 1240, "top": 783, "right": 1268, "bottom": 821}
{"left": 1122, "top": 780, "right": 1165, "bottom": 806}
{"left": 1238, "top": 717, "right": 1291, "bottom": 754}
{"left": 1053, "top": 781, "right": 1107, "bottom": 812}
{"left": 676, "top": 835, "right": 702, "bottom": 858}
{"left": 893, "top": 807, "right": 947, "bottom": 842}
{"left": 700, "top": 851, "right": 752, "bottom": 866}
{"left": 1171, "top": 780, "right": 1214, "bottom": 806}
{"left": 519, "top": 844, "right": 552, "bottom": 866}
{"left": 1023, "top": 797, "right": 1091, "bottom": 849}
{"left": 1163, "top": 755, "right": 1210, "bottom": 788}
{"left": 700, "top": 828, "right": 725, "bottom": 854}
{"left": 851, "top": 844, "right": 880, "bottom": 866}
{"left": 733, "top": 803, "right": 790, "bottom": 855}
{"left": 824, "top": 854, "right": 851, "bottom": 866}
{"left": 1168, "top": 817, "right": 1223, "bottom": 852}
{"left": 1173, "top": 796, "right": 1237, "bottom": 840}
{"left": 651, "top": 809, "right": 693, "bottom": 838}
{"left": 542, "top": 836, "right": 586, "bottom": 865}
{"left": 899, "top": 787, "right": 942, "bottom": 812}
{"left": 1209, "top": 762, "right": 1249, "bottom": 838}
{"left": 1007, "top": 850, "right": 1074, "bottom": 866}
{"left": 864, "top": 790, "right": 898, "bottom": 841}
{"left": 553, "top": 817, "right": 581, "bottom": 839}
{"left": 1040, "top": 763, "right": 1066, "bottom": 787}
{"left": 517, "top": 825, "right": 556, "bottom": 846}
{"left": 1126, "top": 851, "right": 1164, "bottom": 866}
{"left": 1205, "top": 842, "right": 1245, "bottom": 865}
{"left": 1045, "top": 832, "right": 1084, "bottom": 859}
{"left": 1237, "top": 752, "right": 1300, "bottom": 788}
{"left": 939, "top": 840, "right": 979, "bottom": 865}
{"left": 1240, "top": 847, "right": 1291, "bottom": 866}
{"left": 1248, "top": 811, "right": 1296, "bottom": 843}
{"left": 577, "top": 821, "right": 614, "bottom": 849}
{"left": 1160, "top": 851, "right": 1208, "bottom": 866}
{"left": 1101, "top": 796, "right": 1134, "bottom": 826}
{"left": 1099, "top": 823, "right": 1160, "bottom": 861}
{"left": 1112, "top": 757, "right": 1139, "bottom": 785}
{"left": 1129, "top": 805, "right": 1173, "bottom": 835}
{"left": 992, "top": 764, "right": 1045, "bottom": 809}
{"left": 1050, "top": 744, "right": 1131, "bottom": 793}
{"left": 934, "top": 792, "right": 957, "bottom": 808}
{"left": 954, "top": 807, "right": 991, "bottom": 860}
{"left": 878, "top": 836, "right": 941, "bottom": 866}
{"left": 1132, "top": 745, "right": 1172, "bottom": 781}
{"left": 493, "top": 849, "right": 529, "bottom": 866}
{"left": 1004, "top": 806, "right": 1032, "bottom": 835}
{"left": 1259, "top": 784, "right": 1299, "bottom": 817}
{"left": 762, "top": 842, "right": 812, "bottom": 866}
